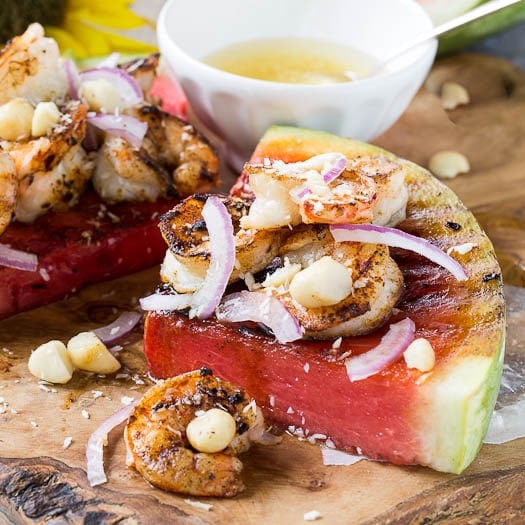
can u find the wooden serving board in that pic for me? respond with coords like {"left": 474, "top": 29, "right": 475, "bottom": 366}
{"left": 1, "top": 54, "right": 524, "bottom": 524}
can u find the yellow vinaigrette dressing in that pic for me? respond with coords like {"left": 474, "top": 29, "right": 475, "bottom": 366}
{"left": 202, "top": 37, "right": 374, "bottom": 84}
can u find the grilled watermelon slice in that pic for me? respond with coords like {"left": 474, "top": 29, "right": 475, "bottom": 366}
{"left": 0, "top": 190, "right": 177, "bottom": 320}
{"left": 144, "top": 126, "right": 505, "bottom": 474}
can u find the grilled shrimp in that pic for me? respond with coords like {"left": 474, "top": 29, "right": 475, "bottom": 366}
{"left": 124, "top": 368, "right": 267, "bottom": 497}
{"left": 92, "top": 136, "right": 169, "bottom": 203}
{"left": 241, "top": 153, "right": 408, "bottom": 230}
{"left": 257, "top": 224, "right": 404, "bottom": 338}
{"left": 0, "top": 23, "right": 68, "bottom": 105}
{"left": 15, "top": 144, "right": 94, "bottom": 223}
{"left": 119, "top": 53, "right": 160, "bottom": 98}
{"left": 2, "top": 100, "right": 87, "bottom": 178}
{"left": 129, "top": 104, "right": 220, "bottom": 196}
{"left": 0, "top": 153, "right": 17, "bottom": 235}
{"left": 159, "top": 194, "right": 285, "bottom": 293}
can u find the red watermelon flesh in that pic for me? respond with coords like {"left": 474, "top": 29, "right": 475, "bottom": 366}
{"left": 144, "top": 126, "right": 505, "bottom": 473}
{"left": 0, "top": 190, "right": 177, "bottom": 320}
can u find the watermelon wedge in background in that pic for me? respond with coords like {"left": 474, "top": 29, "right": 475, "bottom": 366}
{"left": 0, "top": 192, "right": 178, "bottom": 320}
{"left": 418, "top": 0, "right": 525, "bottom": 54}
{"left": 144, "top": 126, "right": 505, "bottom": 474}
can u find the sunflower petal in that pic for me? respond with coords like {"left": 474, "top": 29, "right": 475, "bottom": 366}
{"left": 44, "top": 26, "right": 90, "bottom": 58}
{"left": 93, "top": 27, "right": 158, "bottom": 54}
{"left": 67, "top": 6, "right": 153, "bottom": 30}
{"left": 62, "top": 18, "right": 113, "bottom": 56}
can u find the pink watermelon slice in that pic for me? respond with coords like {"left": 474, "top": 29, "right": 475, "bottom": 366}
{"left": 144, "top": 126, "right": 505, "bottom": 474}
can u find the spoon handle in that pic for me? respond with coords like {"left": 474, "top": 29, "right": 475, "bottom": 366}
{"left": 379, "top": 0, "right": 524, "bottom": 69}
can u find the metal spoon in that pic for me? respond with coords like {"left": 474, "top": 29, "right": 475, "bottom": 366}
{"left": 371, "top": 0, "right": 524, "bottom": 74}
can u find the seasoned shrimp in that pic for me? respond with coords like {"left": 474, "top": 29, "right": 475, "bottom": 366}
{"left": 2, "top": 100, "right": 87, "bottom": 178}
{"left": 241, "top": 153, "right": 408, "bottom": 230}
{"left": 257, "top": 224, "right": 404, "bottom": 338}
{"left": 119, "top": 53, "right": 160, "bottom": 98}
{"left": 0, "top": 23, "right": 68, "bottom": 105}
{"left": 92, "top": 136, "right": 169, "bottom": 203}
{"left": 124, "top": 368, "right": 267, "bottom": 497}
{"left": 128, "top": 104, "right": 220, "bottom": 196}
{"left": 0, "top": 153, "right": 17, "bottom": 235}
{"left": 15, "top": 144, "right": 94, "bottom": 223}
{"left": 347, "top": 155, "right": 408, "bottom": 227}
{"left": 159, "top": 194, "right": 285, "bottom": 293}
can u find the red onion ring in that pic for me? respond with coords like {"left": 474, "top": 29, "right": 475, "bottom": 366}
{"left": 92, "top": 311, "right": 142, "bottom": 345}
{"left": 79, "top": 66, "right": 143, "bottom": 108}
{"left": 216, "top": 291, "right": 304, "bottom": 344}
{"left": 64, "top": 59, "right": 80, "bottom": 100}
{"left": 322, "top": 154, "right": 347, "bottom": 184}
{"left": 330, "top": 223, "right": 468, "bottom": 281}
{"left": 345, "top": 318, "right": 415, "bottom": 382}
{"left": 86, "top": 401, "right": 137, "bottom": 486}
{"left": 139, "top": 197, "right": 235, "bottom": 319}
{"left": 0, "top": 242, "right": 38, "bottom": 272}
{"left": 190, "top": 196, "right": 236, "bottom": 319}
{"left": 290, "top": 153, "right": 346, "bottom": 203}
{"left": 87, "top": 114, "right": 148, "bottom": 149}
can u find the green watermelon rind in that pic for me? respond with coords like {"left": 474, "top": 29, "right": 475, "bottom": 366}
{"left": 438, "top": 3, "right": 525, "bottom": 55}
{"left": 250, "top": 125, "right": 505, "bottom": 474}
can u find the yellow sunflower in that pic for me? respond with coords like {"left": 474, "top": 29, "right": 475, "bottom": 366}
{"left": 1, "top": 0, "right": 158, "bottom": 59}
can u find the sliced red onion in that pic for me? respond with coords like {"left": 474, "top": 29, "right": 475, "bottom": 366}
{"left": 139, "top": 197, "right": 235, "bottom": 318}
{"left": 82, "top": 123, "right": 101, "bottom": 151}
{"left": 92, "top": 311, "right": 142, "bottom": 345}
{"left": 289, "top": 153, "right": 346, "bottom": 203}
{"left": 86, "top": 401, "right": 137, "bottom": 486}
{"left": 79, "top": 66, "right": 143, "bottom": 108}
{"left": 330, "top": 223, "right": 468, "bottom": 281}
{"left": 216, "top": 291, "right": 303, "bottom": 343}
{"left": 0, "top": 242, "right": 38, "bottom": 272}
{"left": 322, "top": 154, "right": 347, "bottom": 184}
{"left": 345, "top": 317, "right": 415, "bottom": 382}
{"left": 139, "top": 292, "right": 192, "bottom": 312}
{"left": 189, "top": 196, "right": 236, "bottom": 319}
{"left": 64, "top": 59, "right": 80, "bottom": 100}
{"left": 87, "top": 114, "right": 147, "bottom": 149}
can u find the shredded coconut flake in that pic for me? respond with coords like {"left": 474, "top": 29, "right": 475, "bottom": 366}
{"left": 321, "top": 447, "right": 366, "bottom": 466}
{"left": 39, "top": 268, "right": 50, "bottom": 282}
{"left": 304, "top": 363, "right": 310, "bottom": 374}
{"left": 121, "top": 396, "right": 135, "bottom": 406}
{"left": 447, "top": 242, "right": 477, "bottom": 255}
{"left": 331, "top": 337, "right": 342, "bottom": 349}
{"left": 304, "top": 510, "right": 322, "bottom": 521}
{"left": 184, "top": 499, "right": 213, "bottom": 511}
{"left": 63, "top": 436, "right": 73, "bottom": 449}
{"left": 82, "top": 409, "right": 90, "bottom": 419}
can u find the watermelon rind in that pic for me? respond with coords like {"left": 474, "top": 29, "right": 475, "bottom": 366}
{"left": 247, "top": 125, "right": 506, "bottom": 473}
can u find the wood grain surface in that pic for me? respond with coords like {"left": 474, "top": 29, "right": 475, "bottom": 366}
{"left": 0, "top": 54, "right": 524, "bottom": 524}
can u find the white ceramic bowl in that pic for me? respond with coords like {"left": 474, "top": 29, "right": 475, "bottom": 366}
{"left": 158, "top": 0, "right": 436, "bottom": 169}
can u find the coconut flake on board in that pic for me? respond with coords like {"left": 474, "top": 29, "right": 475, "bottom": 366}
{"left": 321, "top": 447, "right": 367, "bottom": 466}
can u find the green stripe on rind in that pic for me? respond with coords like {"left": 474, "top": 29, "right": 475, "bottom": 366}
{"left": 418, "top": 334, "right": 505, "bottom": 473}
